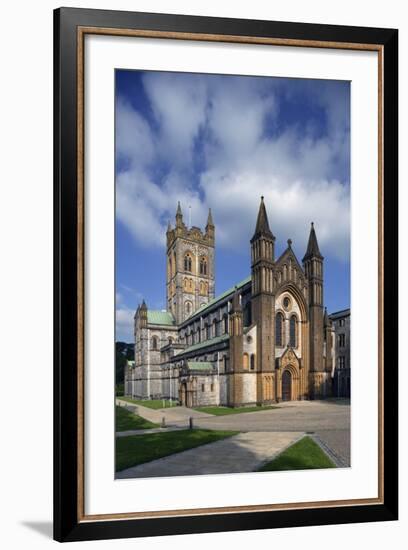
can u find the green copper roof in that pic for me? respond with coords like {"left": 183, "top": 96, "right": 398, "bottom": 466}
{"left": 182, "top": 333, "right": 229, "bottom": 355}
{"left": 185, "top": 275, "right": 251, "bottom": 322}
{"left": 147, "top": 310, "right": 175, "bottom": 326}
{"left": 187, "top": 361, "right": 214, "bottom": 371}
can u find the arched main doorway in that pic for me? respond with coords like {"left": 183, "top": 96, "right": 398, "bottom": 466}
{"left": 282, "top": 369, "right": 292, "bottom": 401}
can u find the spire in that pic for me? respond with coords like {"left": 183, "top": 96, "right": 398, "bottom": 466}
{"left": 140, "top": 299, "right": 147, "bottom": 311}
{"left": 251, "top": 196, "right": 274, "bottom": 241}
{"left": 176, "top": 201, "right": 182, "bottom": 217}
{"left": 175, "top": 201, "right": 183, "bottom": 227}
{"left": 303, "top": 222, "right": 323, "bottom": 261}
{"left": 167, "top": 219, "right": 172, "bottom": 232}
{"left": 206, "top": 208, "right": 214, "bottom": 228}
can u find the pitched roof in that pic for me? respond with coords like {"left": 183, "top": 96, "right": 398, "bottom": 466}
{"left": 303, "top": 222, "right": 323, "bottom": 261}
{"left": 328, "top": 308, "right": 350, "bottom": 319}
{"left": 186, "top": 361, "right": 214, "bottom": 371}
{"left": 181, "top": 333, "right": 230, "bottom": 355}
{"left": 183, "top": 275, "right": 251, "bottom": 323}
{"left": 147, "top": 310, "right": 175, "bottom": 326}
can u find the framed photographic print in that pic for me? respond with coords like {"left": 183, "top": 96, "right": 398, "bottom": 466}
{"left": 54, "top": 7, "right": 398, "bottom": 542}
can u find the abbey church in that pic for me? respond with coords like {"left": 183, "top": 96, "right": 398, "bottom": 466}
{"left": 125, "top": 197, "right": 335, "bottom": 407}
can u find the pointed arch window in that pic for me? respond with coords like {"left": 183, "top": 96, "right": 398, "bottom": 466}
{"left": 199, "top": 256, "right": 207, "bottom": 275}
{"left": 290, "top": 315, "right": 297, "bottom": 347}
{"left": 250, "top": 354, "right": 256, "bottom": 370}
{"left": 275, "top": 312, "right": 284, "bottom": 347}
{"left": 184, "top": 252, "right": 192, "bottom": 272}
{"left": 212, "top": 318, "right": 218, "bottom": 337}
{"left": 223, "top": 313, "right": 229, "bottom": 335}
{"left": 185, "top": 301, "right": 192, "bottom": 317}
{"left": 151, "top": 336, "right": 158, "bottom": 350}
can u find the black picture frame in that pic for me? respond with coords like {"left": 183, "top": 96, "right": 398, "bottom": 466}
{"left": 54, "top": 7, "right": 398, "bottom": 542}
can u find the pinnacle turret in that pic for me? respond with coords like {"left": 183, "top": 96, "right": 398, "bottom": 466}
{"left": 303, "top": 222, "right": 323, "bottom": 262}
{"left": 251, "top": 196, "right": 275, "bottom": 242}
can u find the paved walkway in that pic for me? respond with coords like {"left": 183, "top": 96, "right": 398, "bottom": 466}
{"left": 116, "top": 399, "right": 212, "bottom": 426}
{"left": 116, "top": 431, "right": 304, "bottom": 479}
{"left": 116, "top": 426, "right": 187, "bottom": 438}
{"left": 116, "top": 398, "right": 351, "bottom": 469}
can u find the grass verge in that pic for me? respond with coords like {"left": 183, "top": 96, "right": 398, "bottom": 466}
{"left": 116, "top": 406, "right": 159, "bottom": 431}
{"left": 116, "top": 429, "right": 238, "bottom": 472}
{"left": 194, "top": 405, "right": 279, "bottom": 416}
{"left": 258, "top": 436, "right": 336, "bottom": 471}
{"left": 118, "top": 397, "right": 177, "bottom": 409}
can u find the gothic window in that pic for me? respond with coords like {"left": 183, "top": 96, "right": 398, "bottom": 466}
{"left": 205, "top": 322, "right": 211, "bottom": 340}
{"left": 243, "top": 353, "right": 249, "bottom": 370}
{"left": 290, "top": 315, "right": 297, "bottom": 347}
{"left": 212, "top": 318, "right": 218, "bottom": 337}
{"left": 250, "top": 354, "right": 255, "bottom": 370}
{"left": 243, "top": 302, "right": 252, "bottom": 326}
{"left": 223, "top": 313, "right": 229, "bottom": 334}
{"left": 184, "top": 252, "right": 192, "bottom": 272}
{"left": 275, "top": 312, "right": 284, "bottom": 347}
{"left": 185, "top": 301, "right": 192, "bottom": 317}
{"left": 283, "top": 296, "right": 291, "bottom": 310}
{"left": 199, "top": 256, "right": 207, "bottom": 275}
{"left": 151, "top": 336, "right": 158, "bottom": 350}
{"left": 168, "top": 337, "right": 173, "bottom": 345}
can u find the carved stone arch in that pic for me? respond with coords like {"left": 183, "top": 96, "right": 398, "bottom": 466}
{"left": 275, "top": 282, "right": 309, "bottom": 322}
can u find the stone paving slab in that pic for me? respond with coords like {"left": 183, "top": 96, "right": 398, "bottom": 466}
{"left": 116, "top": 431, "right": 304, "bottom": 479}
{"left": 116, "top": 426, "right": 186, "bottom": 438}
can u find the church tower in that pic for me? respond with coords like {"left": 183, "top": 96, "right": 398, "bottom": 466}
{"left": 303, "top": 222, "right": 329, "bottom": 397}
{"left": 250, "top": 197, "right": 276, "bottom": 403}
{"left": 166, "top": 203, "right": 215, "bottom": 324}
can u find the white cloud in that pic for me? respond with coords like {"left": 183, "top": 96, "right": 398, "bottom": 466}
{"left": 116, "top": 74, "right": 350, "bottom": 262}
{"left": 116, "top": 306, "right": 134, "bottom": 342}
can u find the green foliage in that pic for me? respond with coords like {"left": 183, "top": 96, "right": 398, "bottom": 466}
{"left": 194, "top": 405, "right": 279, "bottom": 416}
{"left": 115, "top": 406, "right": 158, "bottom": 431}
{"left": 258, "top": 436, "right": 336, "bottom": 471}
{"left": 115, "top": 384, "right": 124, "bottom": 396}
{"left": 115, "top": 429, "right": 238, "bottom": 472}
{"left": 115, "top": 341, "right": 134, "bottom": 384}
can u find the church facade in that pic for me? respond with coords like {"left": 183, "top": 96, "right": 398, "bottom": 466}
{"left": 125, "top": 197, "right": 335, "bottom": 407}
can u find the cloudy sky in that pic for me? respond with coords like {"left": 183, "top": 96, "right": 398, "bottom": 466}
{"left": 115, "top": 69, "right": 350, "bottom": 342}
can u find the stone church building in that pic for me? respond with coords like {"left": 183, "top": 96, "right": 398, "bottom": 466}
{"left": 125, "top": 197, "right": 335, "bottom": 407}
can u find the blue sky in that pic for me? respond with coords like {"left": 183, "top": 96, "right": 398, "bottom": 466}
{"left": 115, "top": 70, "right": 350, "bottom": 342}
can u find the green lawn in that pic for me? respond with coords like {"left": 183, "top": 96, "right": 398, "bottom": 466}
{"left": 194, "top": 405, "right": 279, "bottom": 416}
{"left": 258, "top": 436, "right": 336, "bottom": 472}
{"left": 115, "top": 429, "right": 238, "bottom": 472}
{"left": 118, "top": 397, "right": 178, "bottom": 409}
{"left": 115, "top": 406, "right": 158, "bottom": 431}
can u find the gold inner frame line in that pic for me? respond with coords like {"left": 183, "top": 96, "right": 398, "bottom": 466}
{"left": 76, "top": 26, "right": 384, "bottom": 523}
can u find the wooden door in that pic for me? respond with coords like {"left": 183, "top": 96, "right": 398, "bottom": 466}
{"left": 282, "top": 370, "right": 292, "bottom": 401}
